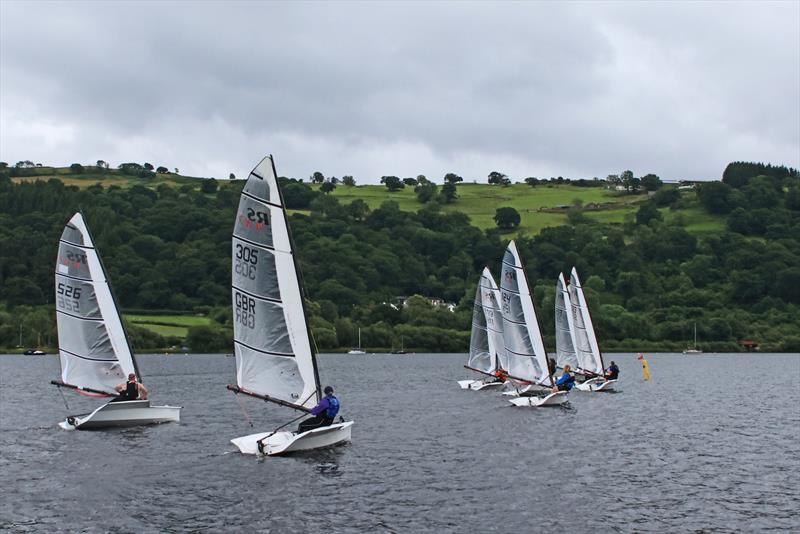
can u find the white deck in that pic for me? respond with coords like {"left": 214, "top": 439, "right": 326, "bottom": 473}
{"left": 59, "top": 400, "right": 181, "bottom": 430}
{"left": 231, "top": 421, "right": 354, "bottom": 456}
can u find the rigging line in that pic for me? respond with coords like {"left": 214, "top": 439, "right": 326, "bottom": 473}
{"left": 233, "top": 391, "right": 254, "bottom": 428}
{"left": 56, "top": 384, "right": 70, "bottom": 410}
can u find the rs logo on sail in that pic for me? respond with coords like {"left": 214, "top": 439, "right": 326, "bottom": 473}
{"left": 239, "top": 207, "right": 270, "bottom": 231}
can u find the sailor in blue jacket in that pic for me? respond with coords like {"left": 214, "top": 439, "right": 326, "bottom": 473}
{"left": 297, "top": 386, "right": 340, "bottom": 434}
{"left": 553, "top": 364, "right": 576, "bottom": 392}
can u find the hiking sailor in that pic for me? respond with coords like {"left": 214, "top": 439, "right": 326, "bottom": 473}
{"left": 297, "top": 386, "right": 340, "bottom": 433}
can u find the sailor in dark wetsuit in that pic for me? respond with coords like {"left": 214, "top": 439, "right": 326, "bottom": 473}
{"left": 114, "top": 373, "right": 148, "bottom": 401}
{"left": 605, "top": 361, "right": 620, "bottom": 380}
{"left": 297, "top": 386, "right": 340, "bottom": 434}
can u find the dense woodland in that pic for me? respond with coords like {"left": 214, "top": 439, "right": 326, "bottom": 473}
{"left": 0, "top": 161, "right": 798, "bottom": 352}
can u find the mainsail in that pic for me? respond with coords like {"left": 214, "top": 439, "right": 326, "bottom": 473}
{"left": 555, "top": 272, "right": 579, "bottom": 370}
{"left": 55, "top": 212, "right": 137, "bottom": 394}
{"left": 568, "top": 267, "right": 604, "bottom": 375}
{"left": 467, "top": 267, "right": 506, "bottom": 375}
{"left": 499, "top": 241, "right": 552, "bottom": 387}
{"left": 231, "top": 156, "right": 321, "bottom": 409}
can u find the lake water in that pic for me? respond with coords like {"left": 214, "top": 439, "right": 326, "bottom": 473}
{"left": 1, "top": 352, "right": 798, "bottom": 532}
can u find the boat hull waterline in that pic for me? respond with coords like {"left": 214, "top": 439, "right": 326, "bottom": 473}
{"left": 457, "top": 379, "right": 505, "bottom": 391}
{"left": 58, "top": 400, "right": 181, "bottom": 430}
{"left": 231, "top": 421, "right": 354, "bottom": 456}
{"left": 574, "top": 377, "right": 618, "bottom": 392}
{"left": 508, "top": 391, "right": 568, "bottom": 407}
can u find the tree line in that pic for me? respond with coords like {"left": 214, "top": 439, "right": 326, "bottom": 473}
{"left": 0, "top": 160, "right": 798, "bottom": 352}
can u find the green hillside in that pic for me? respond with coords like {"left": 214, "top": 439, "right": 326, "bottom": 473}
{"left": 7, "top": 165, "right": 726, "bottom": 237}
{"left": 2, "top": 160, "right": 797, "bottom": 353}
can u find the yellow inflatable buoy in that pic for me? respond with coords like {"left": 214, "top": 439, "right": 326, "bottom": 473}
{"left": 637, "top": 353, "right": 649, "bottom": 381}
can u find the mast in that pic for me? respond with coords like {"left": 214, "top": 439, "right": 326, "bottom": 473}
{"left": 79, "top": 210, "right": 142, "bottom": 381}
{"left": 271, "top": 156, "right": 322, "bottom": 404}
{"left": 516, "top": 245, "right": 554, "bottom": 387}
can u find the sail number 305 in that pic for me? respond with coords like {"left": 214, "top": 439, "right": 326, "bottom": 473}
{"left": 234, "top": 292, "right": 256, "bottom": 329}
{"left": 234, "top": 243, "right": 259, "bottom": 280}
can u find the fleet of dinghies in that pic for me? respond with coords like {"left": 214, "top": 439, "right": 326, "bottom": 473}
{"left": 45, "top": 154, "right": 617, "bottom": 451}
{"left": 459, "top": 242, "right": 618, "bottom": 407}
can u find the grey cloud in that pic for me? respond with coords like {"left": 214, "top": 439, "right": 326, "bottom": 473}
{"left": 1, "top": 1, "right": 797, "bottom": 182}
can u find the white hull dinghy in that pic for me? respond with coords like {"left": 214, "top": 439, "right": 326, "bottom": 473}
{"left": 458, "top": 379, "right": 505, "bottom": 391}
{"left": 509, "top": 390, "right": 568, "bottom": 407}
{"left": 51, "top": 213, "right": 181, "bottom": 430}
{"left": 228, "top": 156, "right": 354, "bottom": 456}
{"left": 459, "top": 268, "right": 508, "bottom": 391}
{"left": 231, "top": 421, "right": 354, "bottom": 456}
{"left": 499, "top": 241, "right": 565, "bottom": 407}
{"left": 573, "top": 377, "right": 617, "bottom": 392}
{"left": 567, "top": 268, "right": 616, "bottom": 393}
{"left": 58, "top": 400, "right": 181, "bottom": 430}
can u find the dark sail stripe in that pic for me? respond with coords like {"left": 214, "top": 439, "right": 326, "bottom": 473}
{"left": 231, "top": 285, "right": 282, "bottom": 304}
{"left": 240, "top": 190, "right": 282, "bottom": 210}
{"left": 234, "top": 339, "right": 295, "bottom": 358}
{"left": 233, "top": 234, "right": 276, "bottom": 252}
{"left": 59, "top": 347, "right": 117, "bottom": 363}
{"left": 56, "top": 309, "right": 103, "bottom": 322}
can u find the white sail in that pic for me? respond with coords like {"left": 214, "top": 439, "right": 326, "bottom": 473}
{"left": 555, "top": 272, "right": 579, "bottom": 370}
{"left": 568, "top": 267, "right": 604, "bottom": 375}
{"left": 499, "top": 241, "right": 552, "bottom": 386}
{"left": 467, "top": 268, "right": 506, "bottom": 374}
{"left": 232, "top": 156, "right": 320, "bottom": 409}
{"left": 55, "top": 213, "right": 137, "bottom": 394}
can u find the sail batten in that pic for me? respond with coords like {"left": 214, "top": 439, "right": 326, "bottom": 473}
{"left": 55, "top": 213, "right": 137, "bottom": 394}
{"left": 232, "top": 156, "right": 320, "bottom": 409}
{"left": 499, "top": 241, "right": 552, "bottom": 386}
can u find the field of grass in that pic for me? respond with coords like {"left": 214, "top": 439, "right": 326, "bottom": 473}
{"left": 125, "top": 314, "right": 212, "bottom": 338}
{"left": 330, "top": 183, "right": 648, "bottom": 234}
{"left": 10, "top": 167, "right": 204, "bottom": 189}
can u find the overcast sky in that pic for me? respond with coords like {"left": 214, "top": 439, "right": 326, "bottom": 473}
{"left": 1, "top": 1, "right": 798, "bottom": 183}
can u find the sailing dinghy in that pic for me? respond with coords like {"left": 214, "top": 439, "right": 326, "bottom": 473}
{"left": 227, "top": 156, "right": 353, "bottom": 456}
{"left": 554, "top": 272, "right": 580, "bottom": 374}
{"left": 500, "top": 241, "right": 567, "bottom": 407}
{"left": 568, "top": 268, "right": 616, "bottom": 392}
{"left": 458, "top": 268, "right": 507, "bottom": 391}
{"left": 51, "top": 213, "right": 181, "bottom": 430}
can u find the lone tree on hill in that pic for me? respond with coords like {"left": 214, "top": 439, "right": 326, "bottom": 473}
{"left": 156, "top": 166, "right": 169, "bottom": 173}
{"left": 494, "top": 206, "right": 521, "bottom": 229}
{"left": 70, "top": 163, "right": 84, "bottom": 174}
{"left": 641, "top": 173, "right": 663, "bottom": 191}
{"left": 342, "top": 175, "right": 356, "bottom": 186}
{"left": 381, "top": 175, "right": 405, "bottom": 191}
{"left": 488, "top": 171, "right": 511, "bottom": 186}
{"left": 415, "top": 182, "right": 438, "bottom": 203}
{"left": 144, "top": 163, "right": 154, "bottom": 171}
{"left": 444, "top": 173, "right": 463, "bottom": 185}
{"left": 229, "top": 173, "right": 236, "bottom": 180}
{"left": 439, "top": 182, "right": 458, "bottom": 204}
{"left": 311, "top": 171, "right": 325, "bottom": 184}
